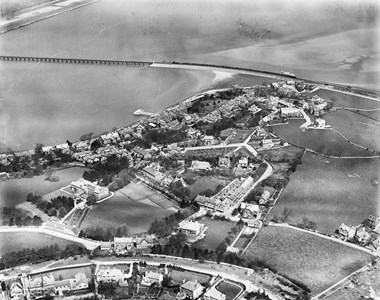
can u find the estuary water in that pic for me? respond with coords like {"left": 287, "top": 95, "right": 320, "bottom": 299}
{"left": 0, "top": 0, "right": 378, "bottom": 151}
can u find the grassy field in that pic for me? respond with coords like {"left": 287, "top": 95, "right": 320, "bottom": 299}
{"left": 0, "top": 167, "right": 87, "bottom": 208}
{"left": 243, "top": 225, "right": 374, "bottom": 294}
{"left": 0, "top": 232, "right": 78, "bottom": 256}
{"left": 270, "top": 119, "right": 374, "bottom": 157}
{"left": 33, "top": 265, "right": 92, "bottom": 280}
{"left": 325, "top": 110, "right": 380, "bottom": 152}
{"left": 312, "top": 89, "right": 380, "bottom": 110}
{"left": 188, "top": 176, "right": 229, "bottom": 199}
{"left": 193, "top": 217, "right": 236, "bottom": 250}
{"left": 215, "top": 280, "right": 243, "bottom": 300}
{"left": 269, "top": 152, "right": 379, "bottom": 234}
{"left": 80, "top": 182, "right": 176, "bottom": 235}
{"left": 169, "top": 269, "right": 211, "bottom": 285}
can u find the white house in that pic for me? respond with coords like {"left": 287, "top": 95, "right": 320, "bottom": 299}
{"left": 96, "top": 267, "right": 124, "bottom": 283}
{"left": 179, "top": 280, "right": 205, "bottom": 300}
{"left": 191, "top": 161, "right": 212, "bottom": 171}
{"left": 339, "top": 223, "right": 357, "bottom": 240}
{"left": 178, "top": 220, "right": 207, "bottom": 241}
{"left": 141, "top": 271, "right": 163, "bottom": 286}
{"left": 10, "top": 282, "right": 23, "bottom": 300}
{"left": 203, "top": 286, "right": 226, "bottom": 300}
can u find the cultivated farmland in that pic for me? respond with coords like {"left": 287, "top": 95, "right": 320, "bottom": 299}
{"left": 80, "top": 182, "right": 176, "bottom": 235}
{"left": 269, "top": 152, "right": 379, "bottom": 234}
{"left": 243, "top": 225, "right": 374, "bottom": 294}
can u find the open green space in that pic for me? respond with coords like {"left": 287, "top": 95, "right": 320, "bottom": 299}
{"left": 188, "top": 176, "right": 229, "bottom": 199}
{"left": 0, "top": 232, "right": 78, "bottom": 256}
{"left": 80, "top": 182, "right": 176, "bottom": 235}
{"left": 215, "top": 280, "right": 243, "bottom": 300}
{"left": 169, "top": 269, "right": 211, "bottom": 285}
{"left": 269, "top": 152, "right": 379, "bottom": 234}
{"left": 35, "top": 265, "right": 92, "bottom": 280}
{"left": 243, "top": 225, "right": 374, "bottom": 294}
{"left": 0, "top": 167, "right": 87, "bottom": 208}
{"left": 312, "top": 89, "right": 380, "bottom": 110}
{"left": 270, "top": 119, "right": 374, "bottom": 157}
{"left": 325, "top": 110, "right": 380, "bottom": 152}
{"left": 193, "top": 217, "right": 236, "bottom": 250}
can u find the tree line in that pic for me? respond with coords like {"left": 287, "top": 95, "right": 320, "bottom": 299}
{"left": 27, "top": 193, "right": 74, "bottom": 218}
{"left": 1, "top": 207, "right": 42, "bottom": 227}
{"left": 0, "top": 243, "right": 89, "bottom": 270}
{"left": 80, "top": 224, "right": 129, "bottom": 241}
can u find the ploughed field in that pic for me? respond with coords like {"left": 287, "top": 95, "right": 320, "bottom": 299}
{"left": 80, "top": 182, "right": 176, "bottom": 235}
{"left": 269, "top": 152, "right": 379, "bottom": 235}
{"left": 243, "top": 225, "right": 374, "bottom": 294}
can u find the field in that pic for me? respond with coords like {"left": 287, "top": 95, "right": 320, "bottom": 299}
{"left": 80, "top": 182, "right": 176, "bottom": 235}
{"left": 193, "top": 217, "right": 236, "bottom": 250}
{"left": 215, "top": 280, "right": 243, "bottom": 300}
{"left": 243, "top": 225, "right": 374, "bottom": 294}
{"left": 269, "top": 152, "right": 379, "bottom": 234}
{"left": 0, "top": 232, "right": 78, "bottom": 256}
{"left": 312, "top": 89, "right": 380, "bottom": 110}
{"left": 169, "top": 269, "right": 211, "bottom": 285}
{"left": 34, "top": 265, "right": 92, "bottom": 280}
{"left": 188, "top": 176, "right": 229, "bottom": 199}
{"left": 325, "top": 109, "right": 380, "bottom": 152}
{"left": 270, "top": 119, "right": 374, "bottom": 157}
{"left": 259, "top": 145, "right": 304, "bottom": 163}
{"left": 0, "top": 167, "right": 87, "bottom": 208}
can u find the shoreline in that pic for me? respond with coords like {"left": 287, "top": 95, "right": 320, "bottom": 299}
{"left": 0, "top": 0, "right": 100, "bottom": 34}
{"left": 1, "top": 63, "right": 379, "bottom": 155}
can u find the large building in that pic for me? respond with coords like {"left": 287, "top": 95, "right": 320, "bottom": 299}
{"left": 28, "top": 274, "right": 55, "bottom": 298}
{"left": 70, "top": 178, "right": 109, "bottom": 201}
{"left": 281, "top": 107, "right": 303, "bottom": 118}
{"left": 178, "top": 220, "right": 207, "bottom": 242}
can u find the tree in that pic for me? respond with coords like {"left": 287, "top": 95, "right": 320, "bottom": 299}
{"left": 169, "top": 232, "right": 188, "bottom": 250}
{"left": 9, "top": 217, "right": 14, "bottom": 226}
{"left": 58, "top": 207, "right": 68, "bottom": 219}
{"left": 281, "top": 207, "right": 293, "bottom": 222}
{"left": 32, "top": 216, "right": 42, "bottom": 226}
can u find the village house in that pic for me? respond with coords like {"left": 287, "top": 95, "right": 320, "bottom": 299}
{"left": 96, "top": 267, "right": 125, "bottom": 283}
{"left": 355, "top": 226, "right": 371, "bottom": 245}
{"left": 203, "top": 135, "right": 215, "bottom": 146}
{"left": 113, "top": 234, "right": 157, "bottom": 253}
{"left": 178, "top": 220, "right": 207, "bottom": 242}
{"left": 28, "top": 274, "right": 55, "bottom": 298}
{"left": 131, "top": 147, "right": 149, "bottom": 160}
{"left": 191, "top": 161, "right": 212, "bottom": 171}
{"left": 141, "top": 271, "right": 163, "bottom": 286}
{"left": 203, "top": 286, "right": 226, "bottom": 300}
{"left": 339, "top": 223, "right": 357, "bottom": 240}
{"left": 240, "top": 203, "right": 261, "bottom": 220}
{"left": 179, "top": 280, "right": 205, "bottom": 300}
{"left": 237, "top": 157, "right": 248, "bottom": 168}
{"left": 70, "top": 178, "right": 109, "bottom": 201}
{"left": 142, "top": 163, "right": 164, "bottom": 182}
{"left": 218, "top": 157, "right": 231, "bottom": 169}
{"left": 281, "top": 107, "right": 303, "bottom": 118}
{"left": 10, "top": 281, "right": 24, "bottom": 300}
{"left": 54, "top": 273, "right": 88, "bottom": 295}
{"left": 259, "top": 190, "right": 271, "bottom": 205}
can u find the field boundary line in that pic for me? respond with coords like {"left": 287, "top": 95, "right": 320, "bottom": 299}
{"left": 268, "top": 223, "right": 376, "bottom": 256}
{"left": 312, "top": 263, "right": 371, "bottom": 299}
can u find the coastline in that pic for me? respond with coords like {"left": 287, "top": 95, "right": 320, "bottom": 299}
{"left": 0, "top": 0, "right": 100, "bottom": 34}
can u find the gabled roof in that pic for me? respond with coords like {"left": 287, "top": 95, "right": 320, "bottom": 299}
{"left": 181, "top": 280, "right": 203, "bottom": 291}
{"left": 204, "top": 286, "right": 225, "bottom": 300}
